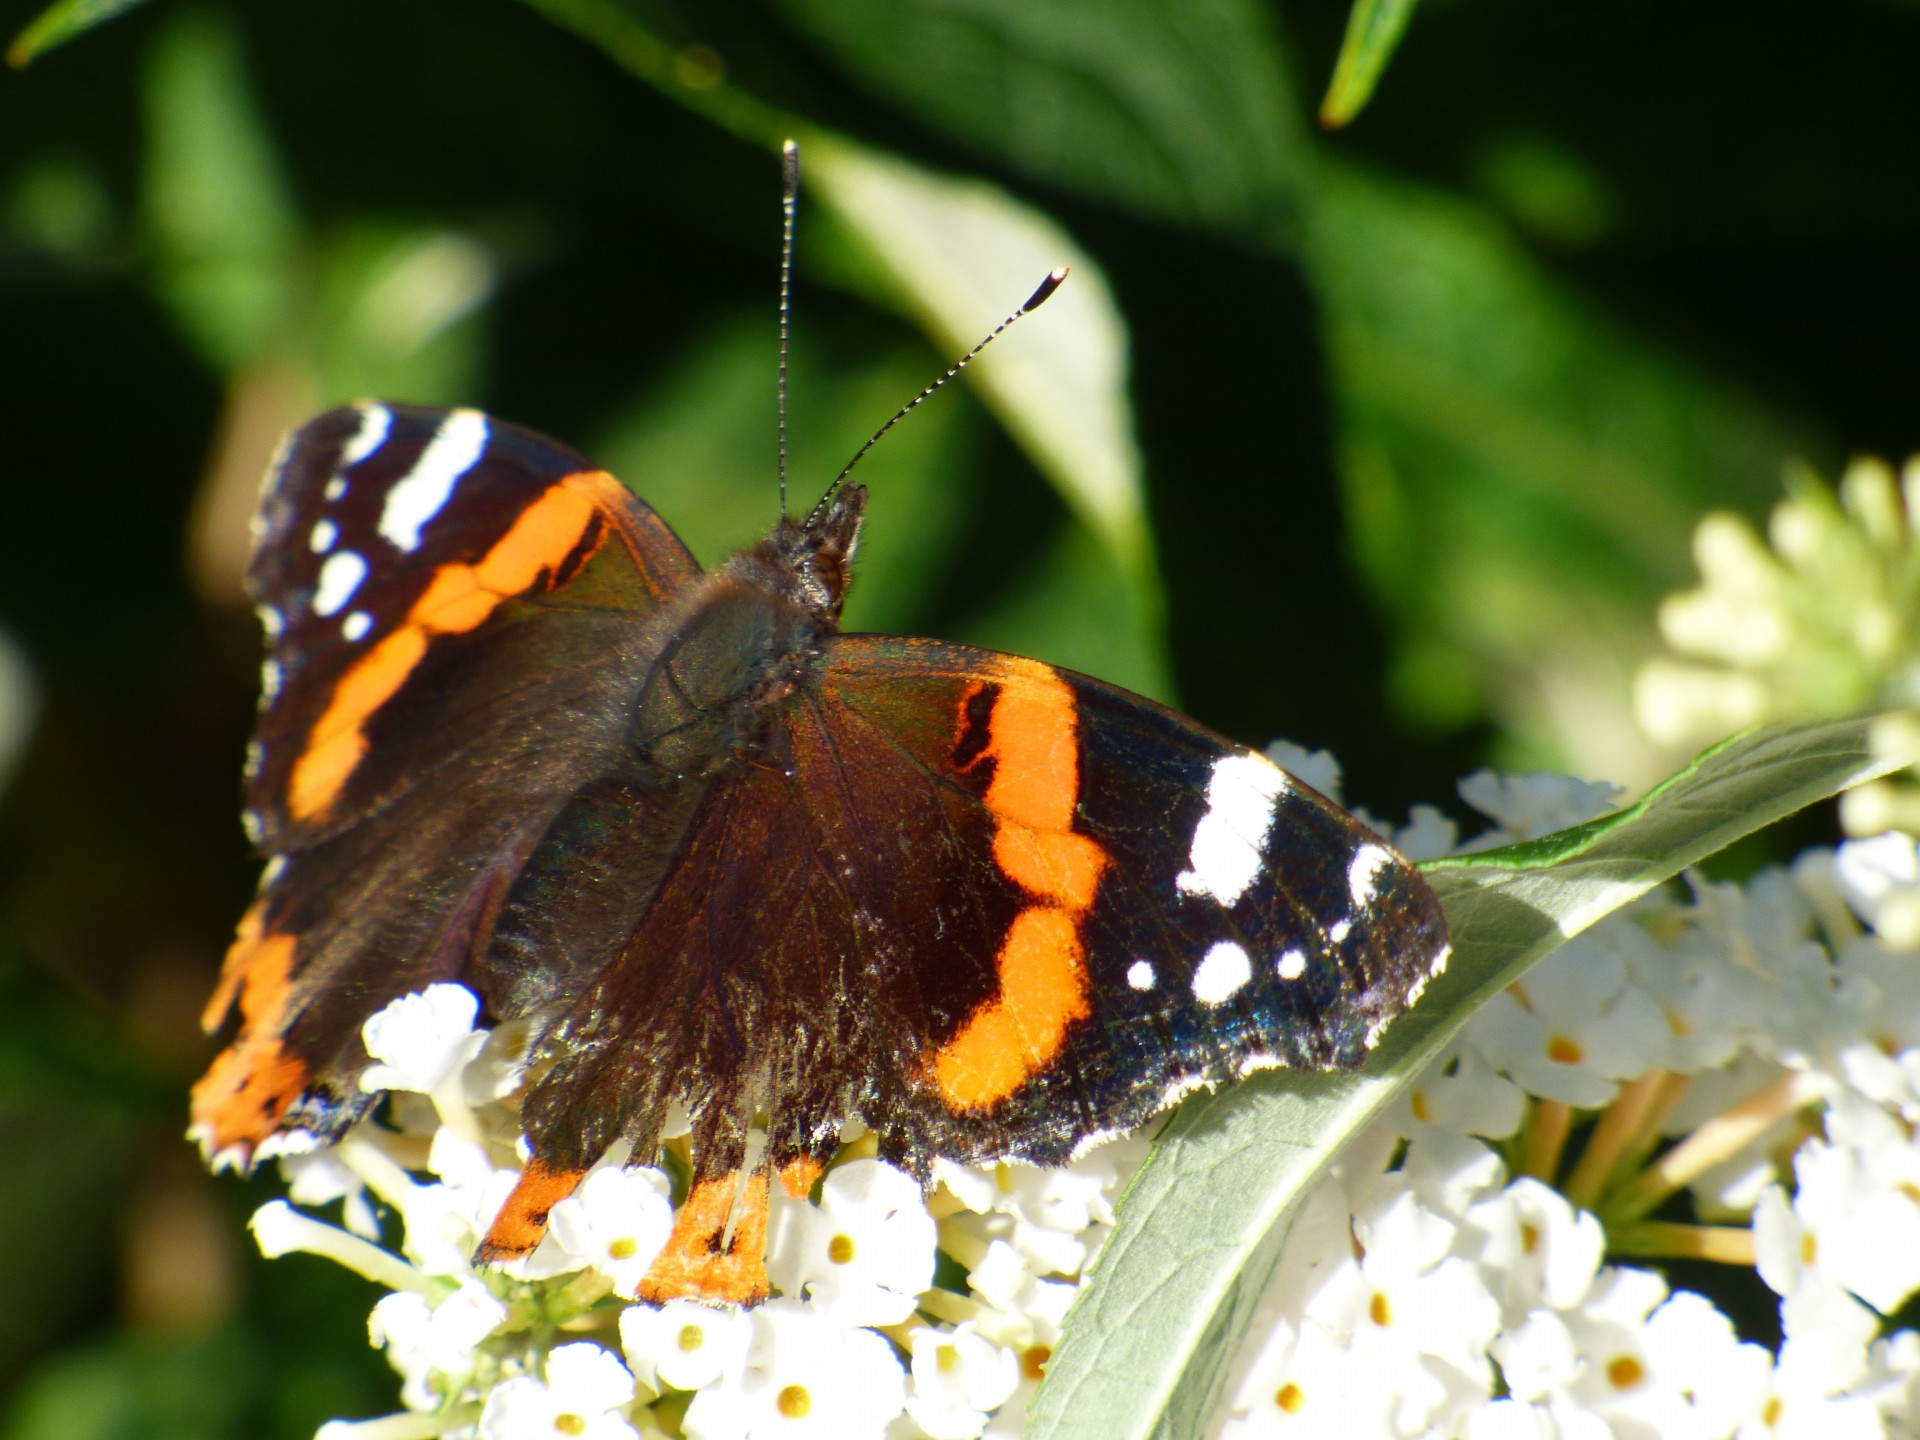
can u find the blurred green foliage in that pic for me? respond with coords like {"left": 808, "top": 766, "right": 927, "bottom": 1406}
{"left": 1, "top": 0, "right": 1916, "bottom": 1432}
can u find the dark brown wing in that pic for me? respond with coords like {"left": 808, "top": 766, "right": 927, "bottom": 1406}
{"left": 192, "top": 404, "right": 701, "bottom": 1168}
{"left": 488, "top": 633, "right": 1447, "bottom": 1297}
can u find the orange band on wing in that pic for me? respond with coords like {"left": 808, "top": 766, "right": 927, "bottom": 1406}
{"left": 638, "top": 1173, "right": 772, "bottom": 1305}
{"left": 931, "top": 908, "right": 1091, "bottom": 1109}
{"left": 929, "top": 658, "right": 1108, "bottom": 1110}
{"left": 286, "top": 472, "right": 613, "bottom": 822}
{"left": 476, "top": 1159, "right": 589, "bottom": 1261}
{"left": 190, "top": 901, "right": 307, "bottom": 1156}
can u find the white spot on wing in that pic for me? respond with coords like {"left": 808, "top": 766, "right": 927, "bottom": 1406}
{"left": 1329, "top": 918, "right": 1352, "bottom": 945}
{"left": 1126, "top": 960, "right": 1156, "bottom": 991}
{"left": 260, "top": 658, "right": 282, "bottom": 703}
{"left": 379, "top": 408, "right": 487, "bottom": 552}
{"left": 309, "top": 518, "right": 338, "bottom": 553}
{"left": 255, "top": 604, "right": 283, "bottom": 640}
{"left": 313, "top": 550, "right": 368, "bottom": 616}
{"left": 323, "top": 476, "right": 347, "bottom": 503}
{"left": 1276, "top": 949, "right": 1306, "bottom": 981}
{"left": 341, "top": 611, "right": 373, "bottom": 642}
{"left": 1175, "top": 753, "right": 1289, "bottom": 907}
{"left": 341, "top": 402, "right": 392, "bottom": 466}
{"left": 1192, "top": 940, "right": 1252, "bottom": 1005}
{"left": 1349, "top": 843, "right": 1394, "bottom": 907}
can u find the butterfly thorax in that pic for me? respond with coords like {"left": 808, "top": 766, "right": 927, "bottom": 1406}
{"left": 622, "top": 484, "right": 866, "bottom": 784}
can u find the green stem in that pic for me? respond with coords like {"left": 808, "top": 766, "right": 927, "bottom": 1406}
{"left": 1608, "top": 1220, "right": 1755, "bottom": 1266}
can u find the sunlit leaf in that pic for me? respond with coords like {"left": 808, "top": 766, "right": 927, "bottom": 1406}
{"left": 1318, "top": 0, "right": 1424, "bottom": 129}
{"left": 1028, "top": 714, "right": 1906, "bottom": 1440}
{"left": 7, "top": 0, "right": 148, "bottom": 68}
{"left": 769, "top": 0, "right": 1311, "bottom": 245}
{"left": 805, "top": 137, "right": 1153, "bottom": 581}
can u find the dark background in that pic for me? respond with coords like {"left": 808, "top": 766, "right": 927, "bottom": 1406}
{"left": 0, "top": 0, "right": 1914, "bottom": 1431}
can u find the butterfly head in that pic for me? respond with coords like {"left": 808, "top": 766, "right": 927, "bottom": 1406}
{"left": 759, "top": 481, "right": 867, "bottom": 622}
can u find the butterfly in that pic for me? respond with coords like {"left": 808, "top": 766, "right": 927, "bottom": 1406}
{"left": 192, "top": 280, "right": 1448, "bottom": 1305}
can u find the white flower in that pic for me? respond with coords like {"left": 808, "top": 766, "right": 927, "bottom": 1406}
{"left": 621, "top": 1298, "right": 752, "bottom": 1393}
{"left": 1303, "top": 1183, "right": 1500, "bottom": 1431}
{"left": 1626, "top": 901, "right": 1766, "bottom": 1074}
{"left": 369, "top": 1281, "right": 507, "bottom": 1409}
{"left": 394, "top": 1132, "right": 521, "bottom": 1277}
{"left": 1466, "top": 928, "right": 1668, "bottom": 1106}
{"left": 1264, "top": 740, "right": 1343, "bottom": 802}
{"left": 1216, "top": 1316, "right": 1399, "bottom": 1437}
{"left": 1833, "top": 832, "right": 1920, "bottom": 947}
{"left": 1468, "top": 1177, "right": 1605, "bottom": 1318}
{"left": 682, "top": 1299, "right": 906, "bottom": 1440}
{"left": 934, "top": 1134, "right": 1145, "bottom": 1280}
{"left": 1457, "top": 771, "right": 1621, "bottom": 844}
{"left": 1395, "top": 1042, "right": 1529, "bottom": 1139}
{"left": 1757, "top": 1141, "right": 1920, "bottom": 1322}
{"left": 903, "top": 1322, "right": 1020, "bottom": 1440}
{"left": 1590, "top": 1289, "right": 1770, "bottom": 1439}
{"left": 540, "top": 1166, "right": 674, "bottom": 1298}
{"left": 1466, "top": 1395, "right": 1616, "bottom": 1439}
{"left": 479, "top": 1342, "right": 638, "bottom": 1440}
{"left": 1490, "top": 1308, "right": 1581, "bottom": 1403}
{"left": 360, "top": 984, "right": 490, "bottom": 1096}
{"left": 282, "top": 1145, "right": 382, "bottom": 1239}
{"left": 765, "top": 1159, "right": 935, "bottom": 1325}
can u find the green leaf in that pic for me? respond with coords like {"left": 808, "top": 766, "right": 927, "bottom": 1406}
{"left": 804, "top": 137, "right": 1159, "bottom": 594}
{"left": 7, "top": 0, "right": 148, "bottom": 68}
{"left": 1307, "top": 159, "right": 1805, "bottom": 739}
{"left": 1318, "top": 0, "right": 1424, "bottom": 129}
{"left": 768, "top": 0, "right": 1312, "bottom": 245}
{"left": 141, "top": 11, "right": 301, "bottom": 375}
{"left": 1027, "top": 714, "right": 1907, "bottom": 1440}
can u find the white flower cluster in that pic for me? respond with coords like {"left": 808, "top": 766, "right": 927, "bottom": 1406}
{"left": 253, "top": 766, "right": 1920, "bottom": 1440}
{"left": 1216, "top": 771, "right": 1920, "bottom": 1439}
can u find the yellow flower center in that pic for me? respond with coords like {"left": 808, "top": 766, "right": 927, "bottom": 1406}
{"left": 1022, "top": 1345, "right": 1052, "bottom": 1381}
{"left": 1607, "top": 1355, "right": 1645, "bottom": 1391}
{"left": 1546, "top": 1035, "right": 1584, "bottom": 1064}
{"left": 778, "top": 1384, "right": 812, "bottom": 1419}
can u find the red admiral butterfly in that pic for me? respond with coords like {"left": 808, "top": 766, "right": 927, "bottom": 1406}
{"left": 192, "top": 251, "right": 1448, "bottom": 1307}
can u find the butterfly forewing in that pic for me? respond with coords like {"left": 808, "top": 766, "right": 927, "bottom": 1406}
{"left": 245, "top": 402, "right": 699, "bottom": 852}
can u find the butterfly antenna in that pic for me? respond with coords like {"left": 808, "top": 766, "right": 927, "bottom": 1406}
{"left": 777, "top": 139, "right": 800, "bottom": 518}
{"left": 807, "top": 266, "right": 1069, "bottom": 526}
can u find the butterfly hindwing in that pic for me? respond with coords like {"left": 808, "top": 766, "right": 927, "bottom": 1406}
{"left": 805, "top": 635, "right": 1452, "bottom": 1166}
